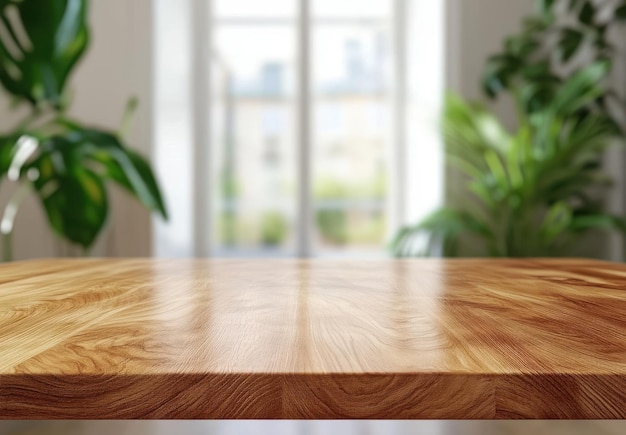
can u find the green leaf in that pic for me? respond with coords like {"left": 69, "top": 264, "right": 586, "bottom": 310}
{"left": 505, "top": 35, "right": 540, "bottom": 58}
{"left": 30, "top": 150, "right": 108, "bottom": 249}
{"left": 0, "top": 0, "right": 89, "bottom": 107}
{"left": 443, "top": 93, "right": 511, "bottom": 156}
{"left": 521, "top": 62, "right": 555, "bottom": 81}
{"left": 616, "top": 4, "right": 626, "bottom": 20}
{"left": 0, "top": 135, "right": 18, "bottom": 182}
{"left": 539, "top": 0, "right": 556, "bottom": 12}
{"left": 391, "top": 208, "right": 492, "bottom": 257}
{"left": 482, "top": 54, "right": 522, "bottom": 98}
{"left": 549, "top": 61, "right": 609, "bottom": 116}
{"left": 505, "top": 130, "right": 527, "bottom": 190}
{"left": 21, "top": 124, "right": 168, "bottom": 250}
{"left": 568, "top": 0, "right": 584, "bottom": 11}
{"left": 523, "top": 16, "right": 548, "bottom": 32}
{"left": 579, "top": 1, "right": 595, "bottom": 25}
{"left": 484, "top": 150, "right": 509, "bottom": 189}
{"left": 65, "top": 127, "right": 168, "bottom": 219}
{"left": 540, "top": 202, "right": 572, "bottom": 243}
{"left": 558, "top": 28, "right": 584, "bottom": 62}
{"left": 100, "top": 148, "right": 168, "bottom": 220}
{"left": 570, "top": 214, "right": 626, "bottom": 232}
{"left": 519, "top": 82, "right": 558, "bottom": 114}
{"left": 538, "top": 0, "right": 556, "bottom": 23}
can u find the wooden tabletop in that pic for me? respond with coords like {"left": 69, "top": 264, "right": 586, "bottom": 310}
{"left": 1, "top": 258, "right": 625, "bottom": 419}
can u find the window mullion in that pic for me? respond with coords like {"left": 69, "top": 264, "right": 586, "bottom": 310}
{"left": 192, "top": 0, "right": 213, "bottom": 257}
{"left": 297, "top": 0, "right": 312, "bottom": 258}
{"left": 389, "top": 0, "right": 407, "bottom": 239}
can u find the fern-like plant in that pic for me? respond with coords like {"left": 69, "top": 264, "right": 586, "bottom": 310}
{"left": 393, "top": 0, "right": 626, "bottom": 257}
{"left": 392, "top": 62, "right": 624, "bottom": 257}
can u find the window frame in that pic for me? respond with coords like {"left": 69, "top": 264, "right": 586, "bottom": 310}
{"left": 188, "top": 0, "right": 407, "bottom": 258}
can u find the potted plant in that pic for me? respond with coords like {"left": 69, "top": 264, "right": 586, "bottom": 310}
{"left": 0, "top": 0, "right": 167, "bottom": 261}
{"left": 393, "top": 0, "right": 626, "bottom": 257}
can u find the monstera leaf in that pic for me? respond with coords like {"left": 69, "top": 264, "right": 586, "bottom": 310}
{"left": 0, "top": 0, "right": 89, "bottom": 107}
{"left": 6, "top": 122, "right": 168, "bottom": 249}
{"left": 0, "top": 0, "right": 167, "bottom": 260}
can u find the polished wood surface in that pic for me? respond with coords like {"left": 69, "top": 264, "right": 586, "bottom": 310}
{"left": 1, "top": 258, "right": 626, "bottom": 419}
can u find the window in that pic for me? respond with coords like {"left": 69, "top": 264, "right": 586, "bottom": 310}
{"left": 312, "top": 8, "right": 391, "bottom": 254}
{"left": 211, "top": 7, "right": 297, "bottom": 255}
{"left": 154, "top": 0, "right": 444, "bottom": 258}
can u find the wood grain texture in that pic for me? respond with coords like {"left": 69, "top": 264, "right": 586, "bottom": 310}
{"left": 1, "top": 258, "right": 626, "bottom": 418}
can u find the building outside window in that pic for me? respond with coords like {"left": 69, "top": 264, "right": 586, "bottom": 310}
{"left": 154, "top": 0, "right": 444, "bottom": 258}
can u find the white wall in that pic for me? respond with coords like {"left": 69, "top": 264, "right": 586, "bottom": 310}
{"left": 0, "top": 0, "right": 155, "bottom": 260}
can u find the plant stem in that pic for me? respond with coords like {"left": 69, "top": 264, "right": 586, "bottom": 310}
{"left": 1, "top": 182, "right": 31, "bottom": 262}
{"left": 120, "top": 96, "right": 138, "bottom": 140}
{"left": 2, "top": 231, "right": 12, "bottom": 264}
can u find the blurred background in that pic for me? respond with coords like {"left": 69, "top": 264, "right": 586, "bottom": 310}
{"left": 3, "top": 0, "right": 624, "bottom": 262}
{"left": 1, "top": 1, "right": 626, "bottom": 434}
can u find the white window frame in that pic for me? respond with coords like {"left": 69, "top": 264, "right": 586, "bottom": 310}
{"left": 188, "top": 0, "right": 408, "bottom": 258}
{"left": 154, "top": 0, "right": 444, "bottom": 258}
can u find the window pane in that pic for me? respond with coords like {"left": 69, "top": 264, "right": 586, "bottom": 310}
{"left": 211, "top": 26, "right": 296, "bottom": 255}
{"left": 215, "top": 0, "right": 296, "bottom": 18}
{"left": 313, "top": 0, "right": 391, "bottom": 19}
{"left": 154, "top": 0, "right": 194, "bottom": 257}
{"left": 312, "top": 20, "right": 391, "bottom": 253}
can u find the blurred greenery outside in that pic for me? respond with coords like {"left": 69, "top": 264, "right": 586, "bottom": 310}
{"left": 216, "top": 172, "right": 387, "bottom": 248}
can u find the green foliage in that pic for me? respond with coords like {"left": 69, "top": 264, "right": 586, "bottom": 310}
{"left": 394, "top": 0, "right": 626, "bottom": 258}
{"left": 483, "top": 0, "right": 626, "bottom": 120}
{"left": 313, "top": 176, "right": 386, "bottom": 246}
{"left": 393, "top": 62, "right": 625, "bottom": 257}
{"left": 260, "top": 211, "right": 288, "bottom": 246}
{"left": 0, "top": 0, "right": 166, "bottom": 255}
{"left": 315, "top": 177, "right": 349, "bottom": 200}
{"left": 316, "top": 209, "right": 348, "bottom": 245}
{"left": 314, "top": 179, "right": 347, "bottom": 244}
{"left": 217, "top": 213, "right": 237, "bottom": 246}
{"left": 314, "top": 174, "right": 386, "bottom": 200}
{"left": 0, "top": 0, "right": 89, "bottom": 109}
{"left": 349, "top": 213, "right": 385, "bottom": 244}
